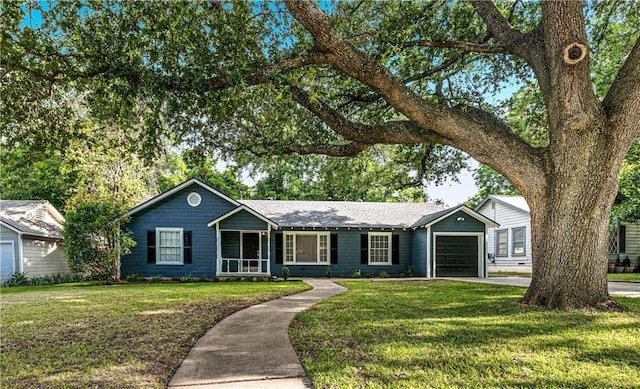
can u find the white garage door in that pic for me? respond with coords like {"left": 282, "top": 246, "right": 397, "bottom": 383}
{"left": 1, "top": 242, "right": 16, "bottom": 283}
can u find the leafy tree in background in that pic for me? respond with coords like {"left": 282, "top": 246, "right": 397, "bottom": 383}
{"left": 3, "top": 1, "right": 639, "bottom": 309}
{"left": 63, "top": 199, "right": 135, "bottom": 280}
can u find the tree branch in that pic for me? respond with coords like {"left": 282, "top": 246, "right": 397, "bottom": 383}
{"left": 603, "top": 37, "right": 640, "bottom": 141}
{"left": 408, "top": 40, "right": 508, "bottom": 54}
{"left": 288, "top": 141, "right": 370, "bottom": 157}
{"left": 284, "top": 0, "right": 546, "bottom": 192}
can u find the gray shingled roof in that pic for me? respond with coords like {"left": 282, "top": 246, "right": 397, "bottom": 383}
{"left": 240, "top": 200, "right": 445, "bottom": 228}
{"left": 0, "top": 200, "right": 64, "bottom": 239}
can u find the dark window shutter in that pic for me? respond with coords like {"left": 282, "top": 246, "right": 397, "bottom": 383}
{"left": 330, "top": 233, "right": 338, "bottom": 264}
{"left": 619, "top": 225, "right": 626, "bottom": 253}
{"left": 275, "top": 233, "right": 283, "bottom": 264}
{"left": 392, "top": 234, "right": 400, "bottom": 265}
{"left": 360, "top": 234, "right": 368, "bottom": 264}
{"left": 147, "top": 230, "right": 156, "bottom": 264}
{"left": 183, "top": 231, "right": 192, "bottom": 264}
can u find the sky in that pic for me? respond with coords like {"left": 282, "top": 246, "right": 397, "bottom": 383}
{"left": 426, "top": 159, "right": 479, "bottom": 207}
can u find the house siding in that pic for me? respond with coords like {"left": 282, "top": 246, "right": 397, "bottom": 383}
{"left": 22, "top": 238, "right": 69, "bottom": 277}
{"left": 219, "top": 209, "right": 268, "bottom": 231}
{"left": 411, "top": 228, "right": 428, "bottom": 277}
{"left": 270, "top": 228, "right": 413, "bottom": 277}
{"left": 1, "top": 225, "right": 20, "bottom": 280}
{"left": 121, "top": 185, "right": 237, "bottom": 277}
{"left": 608, "top": 223, "right": 640, "bottom": 267}
{"left": 476, "top": 200, "right": 532, "bottom": 266}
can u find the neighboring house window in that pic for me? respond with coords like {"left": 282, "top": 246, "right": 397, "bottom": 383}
{"left": 284, "top": 232, "right": 330, "bottom": 264}
{"left": 512, "top": 227, "right": 526, "bottom": 256}
{"left": 608, "top": 225, "right": 626, "bottom": 254}
{"left": 496, "top": 229, "right": 508, "bottom": 257}
{"left": 156, "top": 228, "right": 183, "bottom": 265}
{"left": 369, "top": 232, "right": 392, "bottom": 265}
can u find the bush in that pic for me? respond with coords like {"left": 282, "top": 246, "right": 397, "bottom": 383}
{"left": 125, "top": 273, "right": 139, "bottom": 282}
{"left": 63, "top": 199, "right": 135, "bottom": 281}
{"left": 2, "top": 272, "right": 31, "bottom": 287}
{"left": 281, "top": 265, "right": 290, "bottom": 281}
{"left": 406, "top": 265, "right": 414, "bottom": 277}
{"left": 181, "top": 274, "right": 195, "bottom": 283}
{"left": 325, "top": 266, "right": 333, "bottom": 278}
{"left": 350, "top": 269, "right": 362, "bottom": 278}
{"left": 151, "top": 275, "right": 164, "bottom": 283}
{"left": 379, "top": 271, "right": 389, "bottom": 278}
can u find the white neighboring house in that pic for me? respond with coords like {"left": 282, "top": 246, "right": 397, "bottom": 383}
{"left": 476, "top": 194, "right": 640, "bottom": 272}
{"left": 475, "top": 195, "right": 532, "bottom": 272}
{"left": 0, "top": 200, "right": 70, "bottom": 283}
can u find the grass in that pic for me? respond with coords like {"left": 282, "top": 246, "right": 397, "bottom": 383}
{"left": 490, "top": 271, "right": 640, "bottom": 282}
{"left": 290, "top": 281, "right": 640, "bottom": 389}
{"left": 608, "top": 273, "right": 640, "bottom": 281}
{"left": 1, "top": 281, "right": 310, "bottom": 388}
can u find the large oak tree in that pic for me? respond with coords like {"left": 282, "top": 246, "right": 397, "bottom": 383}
{"left": 2, "top": 1, "right": 639, "bottom": 309}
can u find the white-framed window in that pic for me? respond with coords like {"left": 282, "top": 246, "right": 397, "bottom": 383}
{"left": 187, "top": 192, "right": 202, "bottom": 207}
{"left": 284, "top": 232, "right": 330, "bottom": 264}
{"left": 495, "top": 229, "right": 508, "bottom": 257}
{"left": 157, "top": 228, "right": 183, "bottom": 265}
{"left": 369, "top": 232, "right": 391, "bottom": 265}
{"left": 512, "top": 227, "right": 526, "bottom": 256}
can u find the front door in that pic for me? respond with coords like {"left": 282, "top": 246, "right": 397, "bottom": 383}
{"left": 242, "top": 233, "right": 260, "bottom": 272}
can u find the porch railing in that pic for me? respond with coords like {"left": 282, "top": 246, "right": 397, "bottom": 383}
{"left": 220, "top": 258, "right": 269, "bottom": 274}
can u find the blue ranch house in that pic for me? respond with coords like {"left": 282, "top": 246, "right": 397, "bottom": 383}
{"left": 121, "top": 179, "right": 498, "bottom": 278}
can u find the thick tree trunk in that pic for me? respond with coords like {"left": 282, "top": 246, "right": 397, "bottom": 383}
{"left": 522, "top": 122, "right": 626, "bottom": 310}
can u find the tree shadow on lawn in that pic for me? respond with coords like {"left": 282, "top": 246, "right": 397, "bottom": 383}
{"left": 294, "top": 281, "right": 640, "bottom": 388}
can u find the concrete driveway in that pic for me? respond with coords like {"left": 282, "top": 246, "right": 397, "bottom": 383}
{"left": 442, "top": 277, "right": 640, "bottom": 297}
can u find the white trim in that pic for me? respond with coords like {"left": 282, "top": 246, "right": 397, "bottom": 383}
{"left": 156, "top": 228, "right": 184, "bottom": 265}
{"left": 126, "top": 178, "right": 240, "bottom": 218}
{"left": 216, "top": 223, "right": 222, "bottom": 274}
{"left": 267, "top": 224, "right": 271, "bottom": 275}
{"left": 419, "top": 206, "right": 499, "bottom": 229}
{"left": 187, "top": 192, "right": 202, "bottom": 207}
{"left": 283, "top": 231, "right": 331, "bottom": 265}
{"left": 0, "top": 240, "right": 16, "bottom": 279}
{"left": 432, "top": 232, "right": 485, "bottom": 277}
{"left": 17, "top": 233, "right": 23, "bottom": 273}
{"left": 0, "top": 220, "right": 22, "bottom": 234}
{"left": 207, "top": 205, "right": 277, "bottom": 228}
{"left": 426, "top": 226, "right": 431, "bottom": 278}
{"left": 368, "top": 231, "right": 392, "bottom": 265}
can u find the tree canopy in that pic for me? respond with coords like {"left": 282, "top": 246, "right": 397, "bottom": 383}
{"left": 2, "top": 0, "right": 639, "bottom": 309}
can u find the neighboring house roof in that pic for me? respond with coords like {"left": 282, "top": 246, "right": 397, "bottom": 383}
{"left": 475, "top": 195, "right": 530, "bottom": 214}
{"left": 125, "top": 178, "right": 240, "bottom": 218}
{"left": 240, "top": 200, "right": 446, "bottom": 228}
{"left": 0, "top": 200, "right": 64, "bottom": 239}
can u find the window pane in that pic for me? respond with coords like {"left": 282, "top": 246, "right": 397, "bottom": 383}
{"left": 285, "top": 235, "right": 294, "bottom": 262}
{"left": 513, "top": 228, "right": 525, "bottom": 255}
{"left": 319, "top": 235, "right": 328, "bottom": 263}
{"left": 158, "top": 230, "right": 182, "bottom": 263}
{"left": 296, "top": 235, "right": 317, "bottom": 263}
{"left": 496, "top": 230, "right": 508, "bottom": 256}
{"left": 370, "top": 234, "right": 390, "bottom": 263}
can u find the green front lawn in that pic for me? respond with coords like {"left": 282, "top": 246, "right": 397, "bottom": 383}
{"left": 1, "top": 281, "right": 310, "bottom": 388}
{"left": 490, "top": 271, "right": 640, "bottom": 282}
{"left": 291, "top": 281, "right": 640, "bottom": 388}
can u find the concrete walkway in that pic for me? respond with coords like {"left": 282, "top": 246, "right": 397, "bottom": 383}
{"left": 442, "top": 277, "right": 640, "bottom": 298}
{"left": 168, "top": 279, "right": 346, "bottom": 388}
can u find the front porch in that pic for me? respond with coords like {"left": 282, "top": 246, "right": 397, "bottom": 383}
{"left": 217, "top": 229, "right": 271, "bottom": 276}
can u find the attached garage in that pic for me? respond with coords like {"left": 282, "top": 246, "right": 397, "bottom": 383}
{"left": 434, "top": 234, "right": 481, "bottom": 277}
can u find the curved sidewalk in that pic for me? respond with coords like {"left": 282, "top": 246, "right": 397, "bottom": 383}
{"left": 168, "top": 279, "right": 346, "bottom": 388}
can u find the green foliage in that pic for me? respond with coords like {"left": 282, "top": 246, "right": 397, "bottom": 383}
{"left": 181, "top": 274, "right": 195, "bottom": 283}
{"left": 1, "top": 272, "right": 84, "bottom": 287}
{"left": 325, "top": 266, "right": 332, "bottom": 278}
{"left": 1, "top": 273, "right": 31, "bottom": 287}
{"left": 612, "top": 137, "right": 640, "bottom": 224}
{"left": 468, "top": 164, "right": 520, "bottom": 207}
{"left": 378, "top": 271, "right": 389, "bottom": 278}
{"left": 151, "top": 275, "right": 164, "bottom": 283}
{"left": 280, "top": 265, "right": 290, "bottom": 281}
{"left": 406, "top": 265, "right": 413, "bottom": 277}
{"left": 350, "top": 270, "right": 362, "bottom": 278}
{"left": 125, "top": 273, "right": 139, "bottom": 283}
{"left": 63, "top": 199, "right": 135, "bottom": 281}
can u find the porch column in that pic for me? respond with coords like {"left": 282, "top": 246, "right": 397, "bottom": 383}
{"left": 267, "top": 225, "right": 271, "bottom": 275}
{"left": 216, "top": 223, "right": 221, "bottom": 276}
